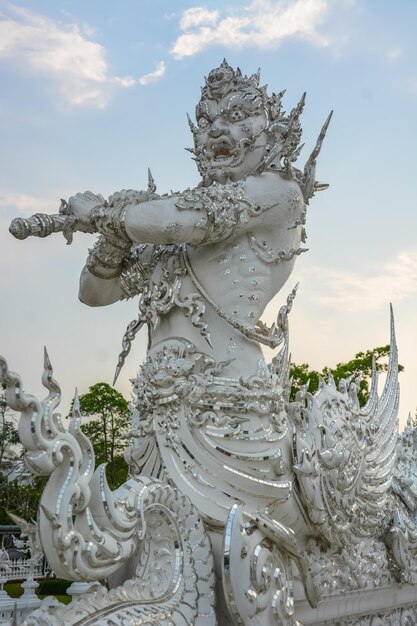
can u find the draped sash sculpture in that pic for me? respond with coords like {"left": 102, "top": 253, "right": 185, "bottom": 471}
{"left": 2, "top": 61, "right": 417, "bottom": 626}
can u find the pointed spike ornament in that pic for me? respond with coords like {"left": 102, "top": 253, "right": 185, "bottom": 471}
{"left": 187, "top": 112, "right": 198, "bottom": 137}
{"left": 250, "top": 68, "right": 261, "bottom": 87}
{"left": 308, "top": 111, "right": 333, "bottom": 164}
{"left": 43, "top": 345, "right": 52, "bottom": 373}
{"left": 40, "top": 504, "right": 61, "bottom": 529}
{"left": 383, "top": 303, "right": 399, "bottom": 405}
{"left": 284, "top": 92, "right": 306, "bottom": 134}
{"left": 205, "top": 332, "right": 213, "bottom": 350}
{"left": 278, "top": 93, "right": 306, "bottom": 174}
{"left": 147, "top": 167, "right": 156, "bottom": 194}
{"left": 291, "top": 92, "right": 306, "bottom": 120}
{"left": 41, "top": 345, "right": 62, "bottom": 401}
{"left": 389, "top": 302, "right": 396, "bottom": 344}
{"left": 72, "top": 387, "right": 81, "bottom": 416}
{"left": 301, "top": 110, "right": 333, "bottom": 204}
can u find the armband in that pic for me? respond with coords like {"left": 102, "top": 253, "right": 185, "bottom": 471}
{"left": 89, "top": 188, "right": 159, "bottom": 244}
{"left": 86, "top": 236, "right": 131, "bottom": 279}
{"left": 90, "top": 203, "right": 132, "bottom": 243}
{"left": 175, "top": 182, "right": 245, "bottom": 244}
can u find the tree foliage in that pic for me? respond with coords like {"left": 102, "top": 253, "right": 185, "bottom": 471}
{"left": 0, "top": 476, "right": 48, "bottom": 523}
{"left": 0, "top": 382, "right": 131, "bottom": 524}
{"left": 289, "top": 345, "right": 404, "bottom": 406}
{"left": 74, "top": 382, "right": 130, "bottom": 490}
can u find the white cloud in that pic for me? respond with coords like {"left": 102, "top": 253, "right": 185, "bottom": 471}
{"left": 171, "top": 0, "right": 330, "bottom": 59}
{"left": 0, "top": 5, "right": 137, "bottom": 108}
{"left": 302, "top": 251, "right": 417, "bottom": 312}
{"left": 0, "top": 192, "right": 57, "bottom": 217}
{"left": 180, "top": 7, "right": 219, "bottom": 30}
{"left": 138, "top": 61, "right": 166, "bottom": 86}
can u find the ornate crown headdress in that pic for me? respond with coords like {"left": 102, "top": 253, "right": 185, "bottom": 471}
{"left": 198, "top": 59, "right": 285, "bottom": 123}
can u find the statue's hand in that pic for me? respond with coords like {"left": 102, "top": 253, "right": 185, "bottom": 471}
{"left": 68, "top": 191, "right": 105, "bottom": 233}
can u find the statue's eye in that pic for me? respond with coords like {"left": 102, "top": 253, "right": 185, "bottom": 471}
{"left": 230, "top": 108, "right": 246, "bottom": 122}
{"left": 198, "top": 116, "right": 209, "bottom": 128}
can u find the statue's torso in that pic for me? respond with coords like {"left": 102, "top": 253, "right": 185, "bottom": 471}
{"left": 128, "top": 174, "right": 307, "bottom": 527}
{"left": 151, "top": 173, "right": 304, "bottom": 376}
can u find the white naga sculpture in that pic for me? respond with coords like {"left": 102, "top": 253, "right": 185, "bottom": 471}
{"left": 2, "top": 61, "right": 417, "bottom": 625}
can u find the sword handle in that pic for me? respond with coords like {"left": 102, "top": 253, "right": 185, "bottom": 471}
{"left": 9, "top": 212, "right": 76, "bottom": 240}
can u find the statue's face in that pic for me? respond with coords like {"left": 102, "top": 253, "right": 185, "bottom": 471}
{"left": 194, "top": 87, "right": 269, "bottom": 183}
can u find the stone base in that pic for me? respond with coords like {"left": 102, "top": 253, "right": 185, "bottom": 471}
{"left": 294, "top": 583, "right": 417, "bottom": 625}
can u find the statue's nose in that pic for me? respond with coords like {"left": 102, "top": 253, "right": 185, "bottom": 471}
{"left": 209, "top": 118, "right": 227, "bottom": 138}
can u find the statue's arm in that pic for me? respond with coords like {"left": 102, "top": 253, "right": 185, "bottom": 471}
{"left": 79, "top": 267, "right": 123, "bottom": 307}
{"left": 76, "top": 172, "right": 304, "bottom": 307}
{"left": 76, "top": 189, "right": 156, "bottom": 308}
{"left": 79, "top": 239, "right": 154, "bottom": 307}
{"left": 107, "top": 172, "right": 301, "bottom": 245}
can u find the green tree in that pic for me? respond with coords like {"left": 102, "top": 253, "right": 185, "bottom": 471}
{"left": 74, "top": 383, "right": 130, "bottom": 489}
{"left": 2, "top": 476, "right": 48, "bottom": 523}
{"left": 0, "top": 382, "right": 131, "bottom": 523}
{"left": 290, "top": 345, "right": 404, "bottom": 406}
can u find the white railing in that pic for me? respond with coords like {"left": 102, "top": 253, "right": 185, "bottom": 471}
{"left": 1, "top": 556, "right": 50, "bottom": 581}
{"left": 0, "top": 552, "right": 51, "bottom": 624}
{"left": 0, "top": 579, "right": 42, "bottom": 625}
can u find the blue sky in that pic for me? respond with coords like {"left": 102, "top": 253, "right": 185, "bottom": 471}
{"left": 0, "top": 0, "right": 416, "bottom": 424}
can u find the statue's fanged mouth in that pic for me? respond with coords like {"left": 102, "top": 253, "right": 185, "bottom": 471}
{"left": 207, "top": 136, "right": 237, "bottom": 162}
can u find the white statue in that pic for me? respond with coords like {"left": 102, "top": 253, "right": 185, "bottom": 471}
{"left": 3, "top": 61, "right": 417, "bottom": 626}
